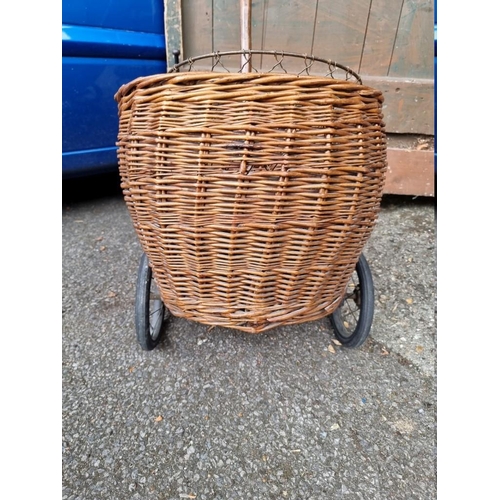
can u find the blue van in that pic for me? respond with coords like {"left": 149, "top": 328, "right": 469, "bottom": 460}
{"left": 62, "top": 0, "right": 167, "bottom": 178}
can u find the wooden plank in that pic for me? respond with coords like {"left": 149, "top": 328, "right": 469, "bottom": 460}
{"left": 259, "top": 0, "right": 317, "bottom": 73}
{"left": 251, "top": 0, "right": 265, "bottom": 53}
{"left": 182, "top": 0, "right": 213, "bottom": 59}
{"left": 249, "top": 0, "right": 268, "bottom": 70}
{"left": 359, "top": 0, "right": 403, "bottom": 75}
{"left": 164, "top": 0, "right": 183, "bottom": 69}
{"left": 389, "top": 0, "right": 434, "bottom": 78}
{"left": 313, "top": 0, "right": 371, "bottom": 71}
{"left": 362, "top": 75, "right": 434, "bottom": 135}
{"left": 213, "top": 0, "right": 240, "bottom": 51}
{"left": 384, "top": 148, "right": 435, "bottom": 196}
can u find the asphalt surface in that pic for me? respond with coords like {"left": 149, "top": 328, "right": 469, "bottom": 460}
{"left": 62, "top": 173, "right": 436, "bottom": 499}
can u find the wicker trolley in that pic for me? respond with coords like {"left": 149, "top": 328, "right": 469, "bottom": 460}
{"left": 115, "top": 51, "right": 387, "bottom": 350}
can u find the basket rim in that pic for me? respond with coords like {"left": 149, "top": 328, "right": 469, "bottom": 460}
{"left": 114, "top": 71, "right": 382, "bottom": 105}
{"left": 115, "top": 50, "right": 367, "bottom": 103}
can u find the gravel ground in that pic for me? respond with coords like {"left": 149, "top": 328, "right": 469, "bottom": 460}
{"left": 62, "top": 174, "right": 436, "bottom": 499}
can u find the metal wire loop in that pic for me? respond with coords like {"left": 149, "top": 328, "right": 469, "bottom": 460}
{"left": 168, "top": 50, "right": 362, "bottom": 84}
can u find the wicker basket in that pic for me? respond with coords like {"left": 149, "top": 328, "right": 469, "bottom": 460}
{"left": 115, "top": 52, "right": 387, "bottom": 333}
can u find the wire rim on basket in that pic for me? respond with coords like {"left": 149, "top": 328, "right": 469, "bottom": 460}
{"left": 167, "top": 50, "right": 362, "bottom": 83}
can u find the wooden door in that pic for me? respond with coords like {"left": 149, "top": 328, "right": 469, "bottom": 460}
{"left": 165, "top": 0, "right": 435, "bottom": 196}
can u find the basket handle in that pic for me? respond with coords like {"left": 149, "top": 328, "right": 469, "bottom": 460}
{"left": 240, "top": 0, "right": 251, "bottom": 73}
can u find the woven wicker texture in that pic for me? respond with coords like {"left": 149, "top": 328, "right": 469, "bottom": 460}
{"left": 115, "top": 71, "right": 387, "bottom": 333}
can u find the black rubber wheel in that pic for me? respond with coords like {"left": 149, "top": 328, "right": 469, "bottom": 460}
{"left": 135, "top": 253, "right": 170, "bottom": 351}
{"left": 329, "top": 253, "right": 375, "bottom": 348}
